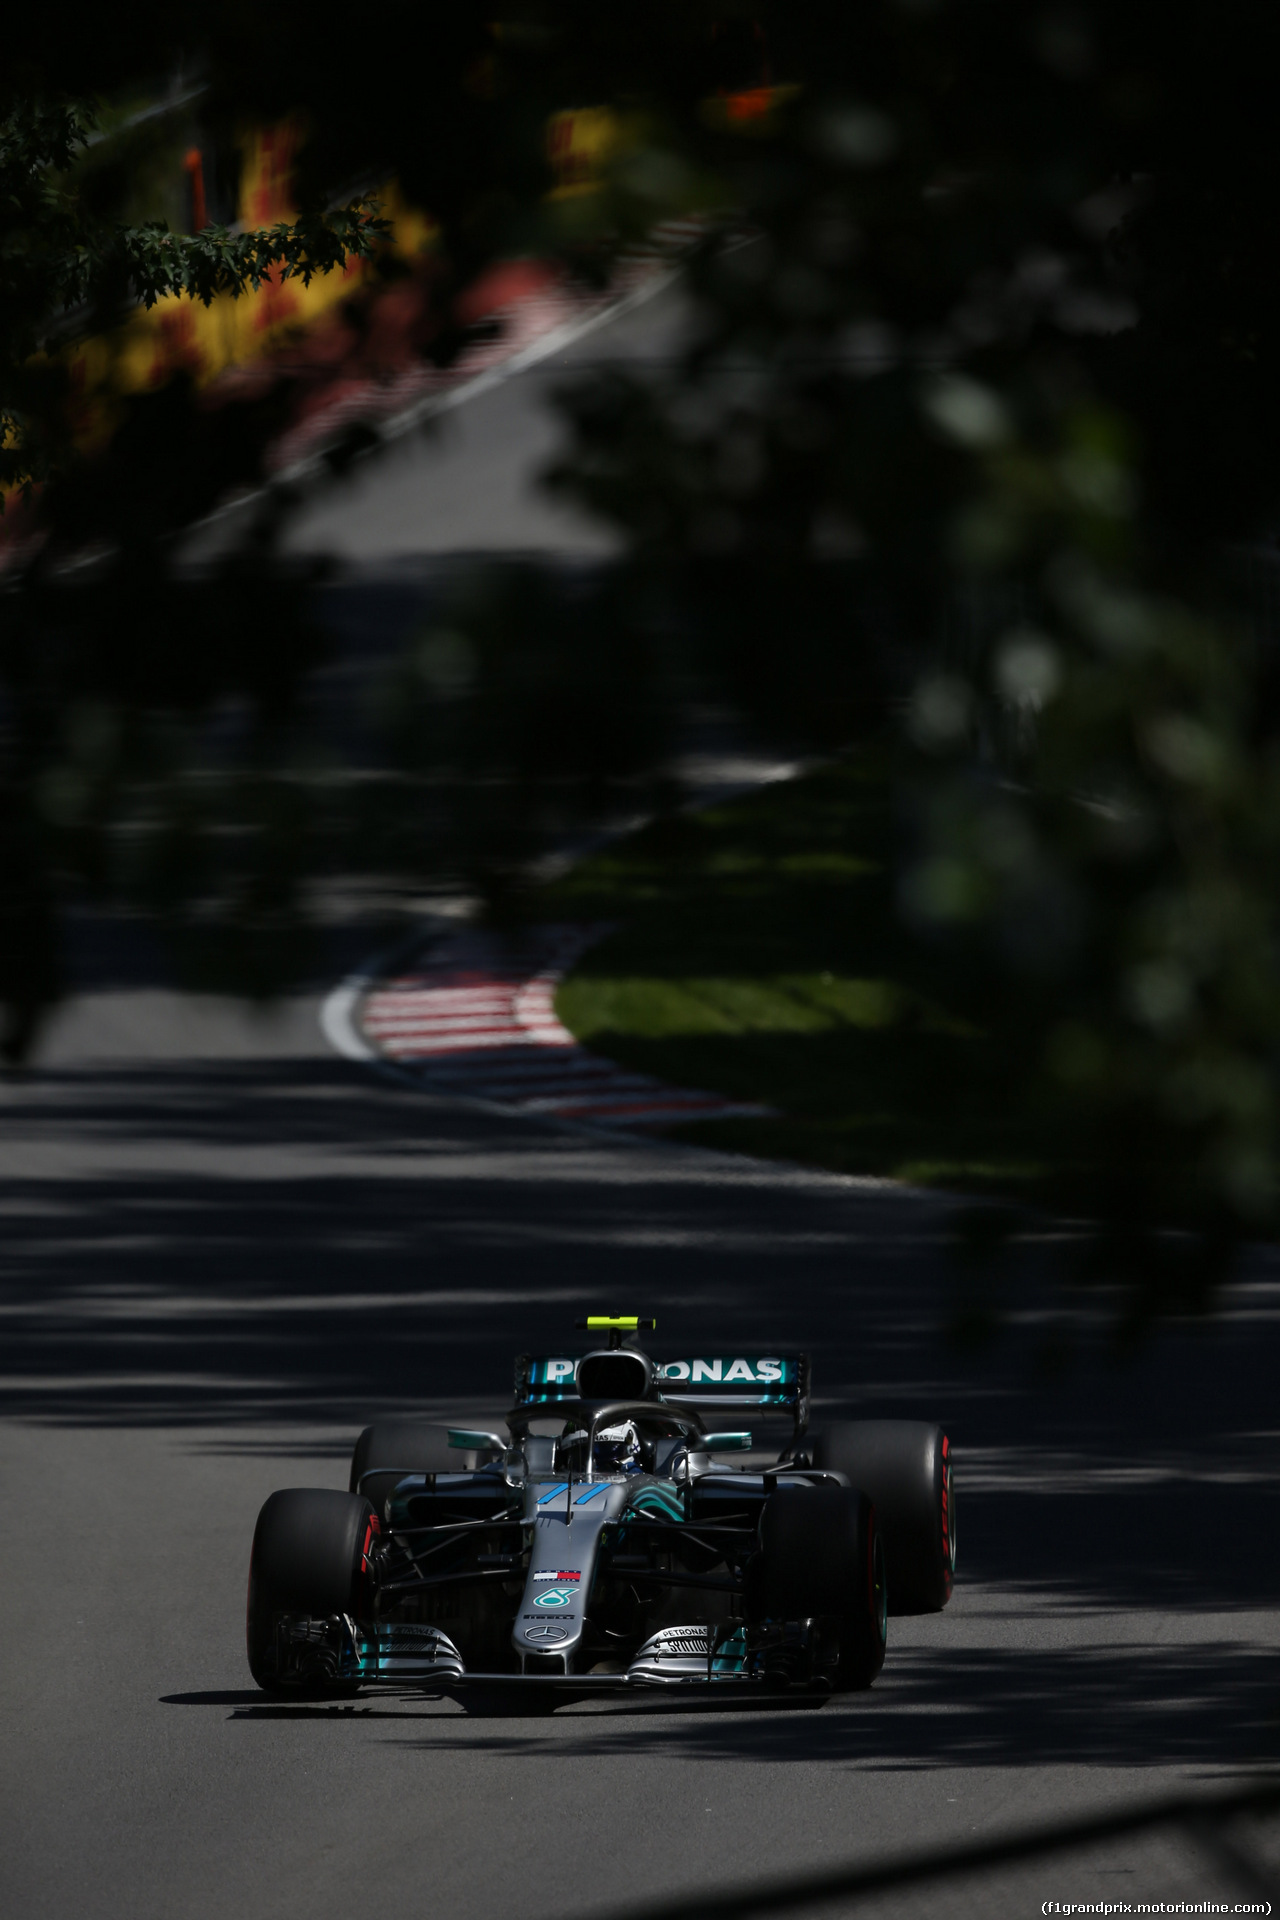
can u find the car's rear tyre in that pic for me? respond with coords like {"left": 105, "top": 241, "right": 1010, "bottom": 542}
{"left": 349, "top": 1421, "right": 468, "bottom": 1517}
{"left": 750, "top": 1481, "right": 886, "bottom": 1690}
{"left": 809, "top": 1421, "right": 955, "bottom": 1615}
{"left": 247, "top": 1488, "right": 376, "bottom": 1694}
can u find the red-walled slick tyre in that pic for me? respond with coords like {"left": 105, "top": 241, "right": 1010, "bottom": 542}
{"left": 246, "top": 1488, "right": 376, "bottom": 1694}
{"left": 810, "top": 1421, "right": 955, "bottom": 1615}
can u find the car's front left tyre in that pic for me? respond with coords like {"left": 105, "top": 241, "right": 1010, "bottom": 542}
{"left": 809, "top": 1421, "right": 955, "bottom": 1615}
{"left": 246, "top": 1487, "right": 377, "bottom": 1694}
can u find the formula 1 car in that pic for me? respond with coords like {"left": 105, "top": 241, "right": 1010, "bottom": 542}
{"left": 247, "top": 1319, "right": 955, "bottom": 1697}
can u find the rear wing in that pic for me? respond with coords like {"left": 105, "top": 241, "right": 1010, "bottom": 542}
{"left": 514, "top": 1355, "right": 579, "bottom": 1407}
{"left": 513, "top": 1350, "right": 811, "bottom": 1434}
{"left": 658, "top": 1355, "right": 810, "bottom": 1434}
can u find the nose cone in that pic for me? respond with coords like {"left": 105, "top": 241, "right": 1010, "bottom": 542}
{"left": 515, "top": 1478, "right": 629, "bottom": 1668}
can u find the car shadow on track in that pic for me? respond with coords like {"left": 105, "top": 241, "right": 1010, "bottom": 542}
{"left": 162, "top": 1689, "right": 433, "bottom": 1718}
{"left": 161, "top": 1686, "right": 831, "bottom": 1721}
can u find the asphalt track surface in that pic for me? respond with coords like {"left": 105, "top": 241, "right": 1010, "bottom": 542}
{"left": 5, "top": 281, "right": 1280, "bottom": 1920}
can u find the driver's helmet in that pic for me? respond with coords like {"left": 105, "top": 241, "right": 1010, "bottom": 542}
{"left": 593, "top": 1421, "right": 643, "bottom": 1474}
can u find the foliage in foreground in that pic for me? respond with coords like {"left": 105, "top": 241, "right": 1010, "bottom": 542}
{"left": 534, "top": 0, "right": 1280, "bottom": 1309}
{"left": 8, "top": 5, "right": 1280, "bottom": 1322}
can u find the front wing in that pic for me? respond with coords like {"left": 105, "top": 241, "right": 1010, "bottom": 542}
{"left": 266, "top": 1615, "right": 833, "bottom": 1692}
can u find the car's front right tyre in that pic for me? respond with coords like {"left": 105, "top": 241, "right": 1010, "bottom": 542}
{"left": 246, "top": 1487, "right": 376, "bottom": 1694}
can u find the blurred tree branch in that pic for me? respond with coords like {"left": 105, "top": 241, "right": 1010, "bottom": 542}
{"left": 0, "top": 91, "right": 386, "bottom": 492}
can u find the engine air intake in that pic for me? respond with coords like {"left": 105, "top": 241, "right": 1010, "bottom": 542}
{"left": 577, "top": 1350, "right": 652, "bottom": 1402}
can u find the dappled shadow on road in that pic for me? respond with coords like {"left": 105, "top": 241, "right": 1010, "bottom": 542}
{"left": 0, "top": 1052, "right": 947, "bottom": 1429}
{"left": 6, "top": 1044, "right": 1280, "bottom": 1622}
{"left": 0, "top": 1025, "right": 956, "bottom": 1443}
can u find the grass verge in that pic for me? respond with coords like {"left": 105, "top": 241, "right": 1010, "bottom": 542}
{"left": 530, "top": 747, "right": 1053, "bottom": 1197}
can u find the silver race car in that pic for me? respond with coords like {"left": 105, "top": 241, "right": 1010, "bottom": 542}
{"left": 247, "top": 1317, "right": 955, "bottom": 1697}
